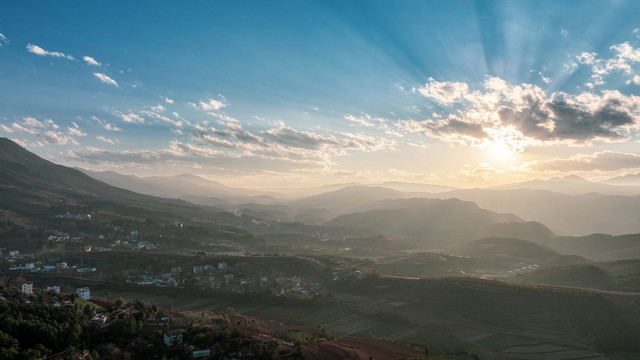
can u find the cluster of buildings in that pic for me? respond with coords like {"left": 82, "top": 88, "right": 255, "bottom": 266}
{"left": 2, "top": 252, "right": 96, "bottom": 274}
{"left": 124, "top": 261, "right": 327, "bottom": 298}
{"left": 0, "top": 280, "right": 90, "bottom": 307}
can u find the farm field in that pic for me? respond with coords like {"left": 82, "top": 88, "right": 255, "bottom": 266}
{"left": 109, "top": 275, "right": 639, "bottom": 360}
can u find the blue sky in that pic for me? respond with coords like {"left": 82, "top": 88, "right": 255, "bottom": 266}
{"left": 2, "top": 1, "right": 640, "bottom": 189}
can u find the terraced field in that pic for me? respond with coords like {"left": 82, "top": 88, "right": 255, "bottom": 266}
{"left": 112, "top": 276, "right": 640, "bottom": 359}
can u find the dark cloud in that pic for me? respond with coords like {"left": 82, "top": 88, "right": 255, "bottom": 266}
{"left": 416, "top": 77, "right": 640, "bottom": 147}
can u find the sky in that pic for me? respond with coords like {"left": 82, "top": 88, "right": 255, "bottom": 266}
{"left": 2, "top": 1, "right": 640, "bottom": 190}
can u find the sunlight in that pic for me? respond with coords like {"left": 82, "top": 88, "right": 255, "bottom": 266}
{"left": 488, "top": 140, "right": 515, "bottom": 162}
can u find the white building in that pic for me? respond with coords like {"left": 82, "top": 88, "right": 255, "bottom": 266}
{"left": 163, "top": 331, "right": 183, "bottom": 346}
{"left": 76, "top": 287, "right": 90, "bottom": 300}
{"left": 21, "top": 282, "right": 33, "bottom": 294}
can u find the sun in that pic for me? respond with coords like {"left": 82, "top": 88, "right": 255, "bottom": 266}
{"left": 487, "top": 140, "right": 515, "bottom": 163}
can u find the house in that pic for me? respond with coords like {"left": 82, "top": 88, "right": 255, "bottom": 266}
{"left": 354, "top": 270, "right": 363, "bottom": 279}
{"left": 76, "top": 287, "right": 90, "bottom": 300}
{"left": 21, "top": 282, "right": 33, "bottom": 294}
{"left": 163, "top": 330, "right": 183, "bottom": 346}
{"left": 192, "top": 349, "right": 211, "bottom": 358}
{"left": 46, "top": 285, "right": 61, "bottom": 294}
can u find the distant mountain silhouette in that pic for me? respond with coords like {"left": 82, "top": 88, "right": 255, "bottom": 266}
{"left": 441, "top": 188, "right": 640, "bottom": 236}
{"left": 81, "top": 169, "right": 274, "bottom": 203}
{"left": 490, "top": 175, "right": 640, "bottom": 195}
{"left": 324, "top": 198, "right": 524, "bottom": 246}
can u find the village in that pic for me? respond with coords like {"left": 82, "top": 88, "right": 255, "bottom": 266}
{"left": 0, "top": 279, "right": 288, "bottom": 359}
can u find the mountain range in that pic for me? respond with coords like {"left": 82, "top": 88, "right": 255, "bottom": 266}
{"left": 5, "top": 137, "right": 640, "bottom": 257}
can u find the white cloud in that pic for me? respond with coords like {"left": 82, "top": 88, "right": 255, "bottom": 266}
{"left": 141, "top": 110, "right": 184, "bottom": 127}
{"left": 539, "top": 72, "right": 551, "bottom": 84}
{"left": 627, "top": 75, "right": 640, "bottom": 85}
{"left": 0, "top": 33, "right": 8, "bottom": 46}
{"left": 190, "top": 97, "right": 227, "bottom": 111}
{"left": 83, "top": 56, "right": 101, "bottom": 66}
{"left": 91, "top": 115, "right": 122, "bottom": 131}
{"left": 576, "top": 42, "right": 640, "bottom": 87}
{"left": 164, "top": 97, "right": 174, "bottom": 104}
{"left": 26, "top": 43, "right": 74, "bottom": 60}
{"left": 151, "top": 104, "right": 166, "bottom": 112}
{"left": 418, "top": 77, "right": 469, "bottom": 105}
{"left": 4, "top": 117, "right": 77, "bottom": 145}
{"left": 93, "top": 73, "right": 119, "bottom": 87}
{"left": 116, "top": 112, "right": 144, "bottom": 124}
{"left": 67, "top": 123, "right": 86, "bottom": 137}
{"left": 344, "top": 114, "right": 386, "bottom": 127}
{"left": 103, "top": 123, "right": 122, "bottom": 131}
{"left": 0, "top": 124, "right": 13, "bottom": 133}
{"left": 96, "top": 136, "right": 118, "bottom": 144}
{"left": 10, "top": 138, "right": 26, "bottom": 147}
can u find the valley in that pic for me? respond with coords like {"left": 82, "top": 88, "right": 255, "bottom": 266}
{"left": 3, "top": 137, "right": 640, "bottom": 359}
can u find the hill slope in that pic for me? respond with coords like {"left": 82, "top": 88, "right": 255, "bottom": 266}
{"left": 0, "top": 138, "right": 227, "bottom": 223}
{"left": 324, "top": 198, "right": 523, "bottom": 246}
{"left": 442, "top": 188, "right": 640, "bottom": 235}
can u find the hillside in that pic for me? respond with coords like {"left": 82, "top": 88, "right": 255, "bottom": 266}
{"left": 480, "top": 221, "right": 554, "bottom": 242}
{"left": 441, "top": 188, "right": 640, "bottom": 235}
{"left": 287, "top": 185, "right": 411, "bottom": 217}
{"left": 324, "top": 198, "right": 522, "bottom": 246}
{"left": 517, "top": 264, "right": 615, "bottom": 290}
{"left": 543, "top": 233, "right": 640, "bottom": 261}
{"left": 0, "top": 138, "right": 238, "bottom": 225}
{"left": 447, "top": 237, "right": 559, "bottom": 260}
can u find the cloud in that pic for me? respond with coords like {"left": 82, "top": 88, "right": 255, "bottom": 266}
{"left": 93, "top": 73, "right": 119, "bottom": 87}
{"left": 407, "top": 77, "right": 640, "bottom": 150}
{"left": 0, "top": 33, "right": 8, "bottom": 46}
{"left": 399, "top": 117, "right": 488, "bottom": 146}
{"left": 104, "top": 123, "right": 121, "bottom": 131}
{"left": 163, "top": 97, "right": 174, "bottom": 104}
{"left": 26, "top": 43, "right": 74, "bottom": 60}
{"left": 4, "top": 117, "right": 77, "bottom": 145}
{"left": 344, "top": 114, "right": 386, "bottom": 127}
{"left": 539, "top": 72, "right": 551, "bottom": 84}
{"left": 116, "top": 112, "right": 144, "bottom": 124}
{"left": 191, "top": 119, "right": 396, "bottom": 167}
{"left": 189, "top": 97, "right": 226, "bottom": 111}
{"left": 140, "top": 110, "right": 184, "bottom": 128}
{"left": 417, "top": 78, "right": 469, "bottom": 105}
{"left": 576, "top": 42, "right": 640, "bottom": 87}
{"left": 263, "top": 127, "right": 340, "bottom": 150}
{"left": 91, "top": 115, "right": 121, "bottom": 131}
{"left": 67, "top": 123, "right": 86, "bottom": 137}
{"left": 627, "top": 75, "right": 640, "bottom": 85}
{"left": 96, "top": 136, "right": 118, "bottom": 144}
{"left": 521, "top": 151, "right": 640, "bottom": 173}
{"left": 83, "top": 56, "right": 101, "bottom": 66}
{"left": 150, "top": 104, "right": 165, "bottom": 112}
